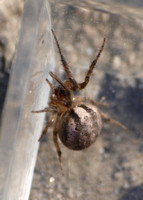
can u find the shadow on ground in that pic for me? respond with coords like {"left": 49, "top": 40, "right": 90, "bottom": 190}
{"left": 119, "top": 184, "right": 143, "bottom": 200}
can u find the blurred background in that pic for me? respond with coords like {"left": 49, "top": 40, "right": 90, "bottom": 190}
{"left": 0, "top": 0, "right": 143, "bottom": 200}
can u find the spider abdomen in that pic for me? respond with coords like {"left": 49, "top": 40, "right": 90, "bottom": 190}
{"left": 58, "top": 103, "right": 102, "bottom": 150}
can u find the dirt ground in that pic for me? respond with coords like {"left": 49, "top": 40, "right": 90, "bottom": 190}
{"left": 0, "top": 1, "right": 143, "bottom": 200}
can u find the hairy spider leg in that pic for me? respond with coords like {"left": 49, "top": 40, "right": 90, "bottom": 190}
{"left": 53, "top": 115, "right": 64, "bottom": 175}
{"left": 87, "top": 98, "right": 108, "bottom": 107}
{"left": 32, "top": 108, "right": 56, "bottom": 113}
{"left": 46, "top": 78, "right": 55, "bottom": 93}
{"left": 79, "top": 38, "right": 106, "bottom": 89}
{"left": 38, "top": 114, "right": 56, "bottom": 141}
{"left": 50, "top": 98, "right": 70, "bottom": 112}
{"left": 50, "top": 71, "right": 68, "bottom": 91}
{"left": 50, "top": 71, "right": 72, "bottom": 101}
{"left": 75, "top": 96, "right": 109, "bottom": 107}
{"left": 100, "top": 111, "right": 129, "bottom": 133}
{"left": 52, "top": 29, "right": 79, "bottom": 90}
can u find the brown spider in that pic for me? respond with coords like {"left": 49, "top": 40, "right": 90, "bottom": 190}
{"left": 32, "top": 29, "right": 128, "bottom": 174}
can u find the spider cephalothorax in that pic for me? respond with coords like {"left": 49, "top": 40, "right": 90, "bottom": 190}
{"left": 32, "top": 29, "right": 128, "bottom": 174}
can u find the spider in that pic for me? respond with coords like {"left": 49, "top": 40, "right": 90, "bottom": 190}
{"left": 32, "top": 29, "right": 128, "bottom": 174}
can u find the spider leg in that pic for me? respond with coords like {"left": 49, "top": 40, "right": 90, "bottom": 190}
{"left": 38, "top": 114, "right": 55, "bottom": 141}
{"left": 52, "top": 29, "right": 78, "bottom": 90}
{"left": 32, "top": 107, "right": 56, "bottom": 113}
{"left": 53, "top": 122, "right": 64, "bottom": 175}
{"left": 50, "top": 72, "right": 72, "bottom": 102}
{"left": 89, "top": 99, "right": 108, "bottom": 107}
{"left": 79, "top": 38, "right": 106, "bottom": 90}
{"left": 46, "top": 78, "right": 55, "bottom": 93}
{"left": 74, "top": 96, "right": 108, "bottom": 107}
{"left": 100, "top": 111, "right": 129, "bottom": 133}
{"left": 50, "top": 71, "right": 68, "bottom": 91}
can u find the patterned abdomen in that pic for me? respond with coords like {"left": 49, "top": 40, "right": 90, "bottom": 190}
{"left": 58, "top": 103, "right": 102, "bottom": 150}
